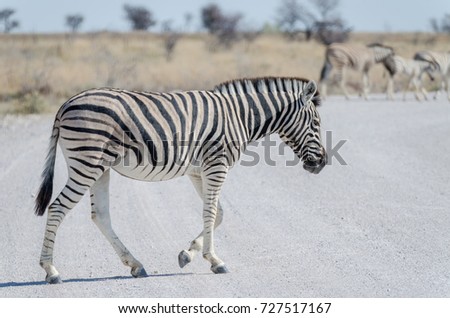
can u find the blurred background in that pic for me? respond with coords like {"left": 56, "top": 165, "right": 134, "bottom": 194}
{"left": 0, "top": 0, "right": 449, "bottom": 113}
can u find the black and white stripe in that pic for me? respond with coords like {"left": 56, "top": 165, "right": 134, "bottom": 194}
{"left": 35, "top": 77, "right": 327, "bottom": 284}
{"left": 383, "top": 54, "right": 435, "bottom": 101}
{"left": 414, "top": 50, "right": 450, "bottom": 100}
{"left": 319, "top": 43, "right": 394, "bottom": 99}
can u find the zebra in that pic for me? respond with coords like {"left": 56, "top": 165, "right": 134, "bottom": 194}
{"left": 383, "top": 54, "right": 435, "bottom": 101}
{"left": 34, "top": 77, "right": 327, "bottom": 284}
{"left": 414, "top": 50, "right": 450, "bottom": 101}
{"left": 319, "top": 43, "right": 395, "bottom": 99}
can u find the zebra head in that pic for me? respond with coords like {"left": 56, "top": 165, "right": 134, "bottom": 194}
{"left": 279, "top": 80, "right": 327, "bottom": 174}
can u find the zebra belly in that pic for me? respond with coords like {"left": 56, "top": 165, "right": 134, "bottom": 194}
{"left": 111, "top": 164, "right": 192, "bottom": 182}
{"left": 110, "top": 150, "right": 196, "bottom": 182}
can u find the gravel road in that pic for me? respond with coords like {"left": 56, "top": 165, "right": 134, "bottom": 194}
{"left": 0, "top": 95, "right": 449, "bottom": 297}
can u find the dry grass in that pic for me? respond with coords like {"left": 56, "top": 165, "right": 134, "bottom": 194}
{"left": 0, "top": 31, "right": 448, "bottom": 113}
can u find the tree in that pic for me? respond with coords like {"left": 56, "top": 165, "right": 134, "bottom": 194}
{"left": 200, "top": 3, "right": 242, "bottom": 48}
{"left": 276, "top": 0, "right": 351, "bottom": 44}
{"left": 430, "top": 17, "right": 440, "bottom": 33}
{"left": 201, "top": 4, "right": 223, "bottom": 34}
{"left": 183, "top": 12, "right": 193, "bottom": 32}
{"left": 0, "top": 8, "right": 19, "bottom": 33}
{"left": 313, "top": 18, "right": 351, "bottom": 45}
{"left": 65, "top": 14, "right": 84, "bottom": 33}
{"left": 310, "top": 0, "right": 352, "bottom": 45}
{"left": 276, "top": 0, "right": 315, "bottom": 40}
{"left": 442, "top": 14, "right": 450, "bottom": 33}
{"left": 429, "top": 14, "right": 450, "bottom": 35}
{"left": 161, "top": 20, "right": 181, "bottom": 61}
{"left": 123, "top": 4, "right": 156, "bottom": 31}
{"left": 313, "top": 0, "right": 339, "bottom": 20}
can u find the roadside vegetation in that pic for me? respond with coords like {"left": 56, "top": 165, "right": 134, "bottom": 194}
{"left": 0, "top": 1, "right": 448, "bottom": 114}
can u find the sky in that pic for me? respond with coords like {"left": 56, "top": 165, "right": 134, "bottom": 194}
{"left": 1, "top": 0, "right": 449, "bottom": 33}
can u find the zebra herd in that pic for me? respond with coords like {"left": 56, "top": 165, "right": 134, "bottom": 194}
{"left": 35, "top": 77, "right": 327, "bottom": 284}
{"left": 319, "top": 43, "right": 450, "bottom": 101}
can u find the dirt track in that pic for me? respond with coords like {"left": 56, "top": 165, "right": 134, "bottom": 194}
{"left": 0, "top": 95, "right": 449, "bottom": 297}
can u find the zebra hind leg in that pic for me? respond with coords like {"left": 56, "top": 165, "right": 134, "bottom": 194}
{"left": 39, "top": 176, "right": 98, "bottom": 284}
{"left": 90, "top": 169, "right": 147, "bottom": 278}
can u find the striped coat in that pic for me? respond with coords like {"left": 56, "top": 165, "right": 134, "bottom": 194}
{"left": 383, "top": 54, "right": 435, "bottom": 101}
{"left": 414, "top": 51, "right": 450, "bottom": 100}
{"left": 319, "top": 43, "right": 394, "bottom": 99}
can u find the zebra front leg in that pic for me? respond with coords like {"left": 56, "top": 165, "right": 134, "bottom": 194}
{"left": 319, "top": 81, "right": 327, "bottom": 100}
{"left": 419, "top": 75, "right": 429, "bottom": 100}
{"left": 201, "top": 167, "right": 228, "bottom": 274}
{"left": 90, "top": 169, "right": 147, "bottom": 278}
{"left": 178, "top": 174, "right": 224, "bottom": 269}
{"left": 421, "top": 87, "right": 429, "bottom": 100}
{"left": 411, "top": 77, "right": 422, "bottom": 101}
{"left": 337, "top": 66, "right": 350, "bottom": 99}
{"left": 202, "top": 200, "right": 228, "bottom": 273}
{"left": 446, "top": 76, "right": 450, "bottom": 101}
{"left": 362, "top": 71, "right": 370, "bottom": 100}
{"left": 434, "top": 75, "right": 445, "bottom": 100}
{"left": 417, "top": 72, "right": 429, "bottom": 100}
{"left": 386, "top": 76, "right": 395, "bottom": 100}
{"left": 178, "top": 203, "right": 224, "bottom": 268}
{"left": 405, "top": 76, "right": 414, "bottom": 101}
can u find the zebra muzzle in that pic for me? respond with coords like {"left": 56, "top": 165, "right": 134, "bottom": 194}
{"left": 303, "top": 152, "right": 327, "bottom": 174}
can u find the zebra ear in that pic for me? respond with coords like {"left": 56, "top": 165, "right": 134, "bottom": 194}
{"left": 303, "top": 80, "right": 317, "bottom": 102}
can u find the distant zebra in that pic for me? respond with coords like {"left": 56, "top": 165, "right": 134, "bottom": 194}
{"left": 319, "top": 43, "right": 394, "bottom": 99}
{"left": 414, "top": 50, "right": 450, "bottom": 100}
{"left": 383, "top": 54, "right": 435, "bottom": 101}
{"left": 35, "top": 77, "right": 327, "bottom": 284}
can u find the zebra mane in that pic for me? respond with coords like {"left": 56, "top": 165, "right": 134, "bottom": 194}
{"left": 367, "top": 42, "right": 394, "bottom": 52}
{"left": 213, "top": 77, "right": 321, "bottom": 106}
{"left": 414, "top": 51, "right": 435, "bottom": 64}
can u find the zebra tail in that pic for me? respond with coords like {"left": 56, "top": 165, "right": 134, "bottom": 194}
{"left": 319, "top": 57, "right": 332, "bottom": 82}
{"left": 34, "top": 121, "right": 60, "bottom": 216}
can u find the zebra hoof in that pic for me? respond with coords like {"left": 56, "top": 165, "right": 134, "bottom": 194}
{"left": 178, "top": 250, "right": 192, "bottom": 268}
{"left": 131, "top": 266, "right": 148, "bottom": 278}
{"left": 46, "top": 274, "right": 62, "bottom": 284}
{"left": 211, "top": 263, "right": 229, "bottom": 274}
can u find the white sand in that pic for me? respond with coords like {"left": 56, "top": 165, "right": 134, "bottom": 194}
{"left": 0, "top": 95, "right": 449, "bottom": 297}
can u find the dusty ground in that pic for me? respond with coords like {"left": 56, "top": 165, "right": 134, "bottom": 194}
{"left": 0, "top": 94, "right": 449, "bottom": 297}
